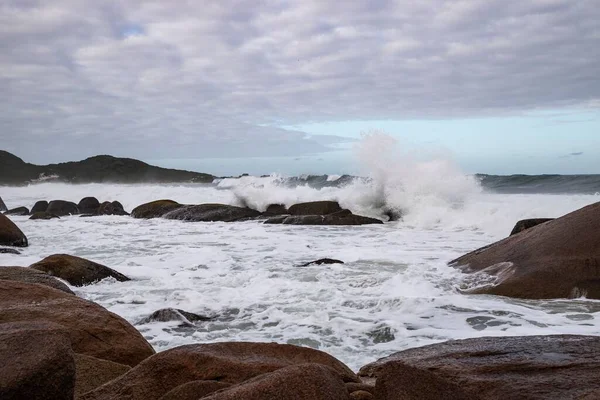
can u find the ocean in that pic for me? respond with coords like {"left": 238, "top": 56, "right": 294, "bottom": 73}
{"left": 1, "top": 172, "right": 600, "bottom": 371}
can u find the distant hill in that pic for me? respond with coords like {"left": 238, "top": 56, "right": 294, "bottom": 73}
{"left": 0, "top": 151, "right": 215, "bottom": 185}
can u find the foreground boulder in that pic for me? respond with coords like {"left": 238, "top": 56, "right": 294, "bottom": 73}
{"left": 266, "top": 214, "right": 383, "bottom": 226}
{"left": 30, "top": 200, "right": 49, "bottom": 214}
{"left": 78, "top": 197, "right": 101, "bottom": 214}
{"left": 451, "top": 201, "right": 600, "bottom": 299}
{"left": 75, "top": 354, "right": 131, "bottom": 397}
{"left": 0, "top": 280, "right": 155, "bottom": 366}
{"left": 0, "top": 196, "right": 6, "bottom": 212}
{"left": 510, "top": 218, "right": 554, "bottom": 235}
{"left": 4, "top": 206, "right": 29, "bottom": 216}
{"left": 0, "top": 321, "right": 76, "bottom": 400}
{"left": 81, "top": 342, "right": 358, "bottom": 400}
{"left": 0, "top": 266, "right": 74, "bottom": 294}
{"left": 163, "top": 204, "right": 261, "bottom": 222}
{"left": 30, "top": 211, "right": 60, "bottom": 220}
{"left": 359, "top": 335, "right": 600, "bottom": 400}
{"left": 0, "top": 213, "right": 28, "bottom": 247}
{"left": 131, "top": 200, "right": 183, "bottom": 219}
{"left": 288, "top": 201, "right": 342, "bottom": 215}
{"left": 160, "top": 381, "right": 231, "bottom": 400}
{"left": 46, "top": 200, "right": 79, "bottom": 216}
{"left": 30, "top": 254, "right": 130, "bottom": 286}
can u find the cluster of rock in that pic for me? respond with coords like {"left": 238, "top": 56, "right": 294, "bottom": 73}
{"left": 2, "top": 196, "right": 129, "bottom": 220}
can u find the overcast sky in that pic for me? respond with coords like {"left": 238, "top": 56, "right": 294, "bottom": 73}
{"left": 1, "top": 0, "right": 599, "bottom": 174}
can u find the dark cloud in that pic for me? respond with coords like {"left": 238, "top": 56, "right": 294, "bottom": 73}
{"left": 0, "top": 0, "right": 598, "bottom": 163}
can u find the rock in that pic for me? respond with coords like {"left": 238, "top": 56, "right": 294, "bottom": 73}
{"left": 268, "top": 214, "right": 383, "bottom": 226}
{"left": 131, "top": 200, "right": 184, "bottom": 219}
{"left": 298, "top": 258, "right": 344, "bottom": 267}
{"left": 0, "top": 213, "right": 28, "bottom": 247}
{"left": 0, "top": 196, "right": 6, "bottom": 212}
{"left": 46, "top": 200, "right": 80, "bottom": 216}
{"left": 160, "top": 381, "right": 231, "bottom": 400}
{"left": 75, "top": 354, "right": 130, "bottom": 398}
{"left": 349, "top": 391, "right": 373, "bottom": 400}
{"left": 30, "top": 211, "right": 60, "bottom": 220}
{"left": 510, "top": 218, "right": 554, "bottom": 235}
{"left": 163, "top": 204, "right": 261, "bottom": 222}
{"left": 0, "top": 280, "right": 155, "bottom": 367}
{"left": 78, "top": 197, "right": 101, "bottom": 214}
{"left": 0, "top": 321, "right": 76, "bottom": 400}
{"left": 30, "top": 254, "right": 130, "bottom": 286}
{"left": 288, "top": 201, "right": 342, "bottom": 216}
{"left": 373, "top": 362, "right": 478, "bottom": 400}
{"left": 0, "top": 266, "right": 74, "bottom": 294}
{"left": 382, "top": 208, "right": 402, "bottom": 222}
{"left": 138, "top": 308, "right": 213, "bottom": 327}
{"left": 265, "top": 204, "right": 288, "bottom": 215}
{"left": 263, "top": 215, "right": 289, "bottom": 224}
{"left": 80, "top": 342, "right": 358, "bottom": 400}
{"left": 97, "top": 201, "right": 129, "bottom": 216}
{"left": 200, "top": 364, "right": 350, "bottom": 400}
{"left": 359, "top": 335, "right": 600, "bottom": 400}
{"left": 4, "top": 206, "right": 29, "bottom": 216}
{"left": 31, "top": 200, "right": 49, "bottom": 214}
{"left": 450, "top": 202, "right": 600, "bottom": 299}
{"left": 0, "top": 248, "right": 21, "bottom": 254}
{"left": 366, "top": 325, "right": 395, "bottom": 344}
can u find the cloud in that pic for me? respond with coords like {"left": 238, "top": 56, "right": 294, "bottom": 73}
{"left": 0, "top": 0, "right": 599, "bottom": 162}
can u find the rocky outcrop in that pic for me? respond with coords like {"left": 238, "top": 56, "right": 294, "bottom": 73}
{"left": 131, "top": 200, "right": 184, "bottom": 219}
{"left": 288, "top": 201, "right": 343, "bottom": 216}
{"left": 510, "top": 218, "right": 554, "bottom": 235}
{"left": 46, "top": 200, "right": 79, "bottom": 216}
{"left": 0, "top": 150, "right": 215, "bottom": 184}
{"left": 0, "top": 266, "right": 74, "bottom": 294}
{"left": 298, "top": 258, "right": 344, "bottom": 267}
{"left": 0, "top": 321, "right": 76, "bottom": 400}
{"left": 30, "top": 211, "right": 60, "bottom": 220}
{"left": 266, "top": 214, "right": 383, "bottom": 226}
{"left": 0, "top": 213, "right": 28, "bottom": 247}
{"left": 0, "top": 196, "right": 6, "bottom": 212}
{"left": 138, "top": 308, "right": 213, "bottom": 327}
{"left": 4, "top": 206, "right": 29, "bottom": 216}
{"left": 75, "top": 354, "right": 131, "bottom": 398}
{"left": 80, "top": 342, "right": 358, "bottom": 400}
{"left": 31, "top": 200, "right": 49, "bottom": 214}
{"left": 30, "top": 254, "right": 130, "bottom": 286}
{"left": 359, "top": 335, "right": 600, "bottom": 400}
{"left": 97, "top": 201, "right": 129, "bottom": 216}
{"left": 450, "top": 201, "right": 600, "bottom": 299}
{"left": 163, "top": 204, "right": 261, "bottom": 222}
{"left": 265, "top": 204, "right": 288, "bottom": 215}
{"left": 0, "top": 280, "right": 155, "bottom": 367}
{"left": 78, "top": 197, "right": 101, "bottom": 214}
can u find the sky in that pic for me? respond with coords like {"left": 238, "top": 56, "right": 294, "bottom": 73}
{"left": 1, "top": 0, "right": 599, "bottom": 175}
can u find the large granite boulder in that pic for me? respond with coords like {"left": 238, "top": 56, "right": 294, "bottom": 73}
{"left": 359, "top": 335, "right": 600, "bottom": 400}
{"left": 30, "top": 254, "right": 130, "bottom": 286}
{"left": 0, "top": 280, "right": 155, "bottom": 367}
{"left": 288, "top": 201, "right": 342, "bottom": 216}
{"left": 46, "top": 200, "right": 79, "bottom": 216}
{"left": 75, "top": 354, "right": 130, "bottom": 398}
{"left": 78, "top": 197, "right": 101, "bottom": 214}
{"left": 0, "top": 196, "right": 6, "bottom": 212}
{"left": 0, "top": 213, "right": 28, "bottom": 247}
{"left": 163, "top": 204, "right": 261, "bottom": 222}
{"left": 4, "top": 206, "right": 29, "bottom": 216}
{"left": 30, "top": 200, "right": 49, "bottom": 214}
{"left": 509, "top": 218, "right": 554, "bottom": 236}
{"left": 450, "top": 201, "right": 600, "bottom": 299}
{"left": 159, "top": 381, "right": 231, "bottom": 400}
{"left": 81, "top": 342, "right": 358, "bottom": 400}
{"left": 0, "top": 266, "right": 74, "bottom": 294}
{"left": 131, "top": 200, "right": 184, "bottom": 219}
{"left": 0, "top": 321, "right": 76, "bottom": 400}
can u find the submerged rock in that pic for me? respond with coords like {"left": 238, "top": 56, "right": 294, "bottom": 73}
{"left": 163, "top": 204, "right": 261, "bottom": 222}
{"left": 4, "top": 206, "right": 29, "bottom": 216}
{"left": 29, "top": 211, "right": 60, "bottom": 220}
{"left": 509, "top": 218, "right": 554, "bottom": 236}
{"left": 0, "top": 213, "right": 28, "bottom": 247}
{"left": 451, "top": 201, "right": 600, "bottom": 299}
{"left": 78, "top": 197, "right": 101, "bottom": 214}
{"left": 288, "top": 201, "right": 342, "bottom": 216}
{"left": 30, "top": 200, "right": 49, "bottom": 214}
{"left": 266, "top": 214, "right": 383, "bottom": 226}
{"left": 30, "top": 254, "right": 130, "bottom": 286}
{"left": 298, "top": 258, "right": 344, "bottom": 267}
{"left": 0, "top": 248, "right": 21, "bottom": 254}
{"left": 0, "top": 266, "right": 74, "bottom": 294}
{"left": 131, "top": 200, "right": 183, "bottom": 219}
{"left": 46, "top": 200, "right": 79, "bottom": 216}
{"left": 138, "top": 308, "right": 213, "bottom": 327}
{"left": 359, "top": 335, "right": 600, "bottom": 400}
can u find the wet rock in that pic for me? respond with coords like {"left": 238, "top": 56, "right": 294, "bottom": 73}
{"left": 0, "top": 196, "right": 6, "bottom": 212}
{"left": 131, "top": 200, "right": 184, "bottom": 219}
{"left": 200, "top": 364, "right": 350, "bottom": 400}
{"left": 0, "top": 321, "right": 76, "bottom": 400}
{"left": 366, "top": 325, "right": 395, "bottom": 344}
{"left": 30, "top": 254, "right": 130, "bottom": 286}
{"left": 288, "top": 201, "right": 343, "bottom": 216}
{"left": 97, "top": 201, "right": 129, "bottom": 216}
{"left": 298, "top": 258, "right": 344, "bottom": 267}
{"left": 383, "top": 208, "right": 402, "bottom": 222}
{"left": 30, "top": 200, "right": 49, "bottom": 214}
{"left": 451, "top": 201, "right": 600, "bottom": 299}
{"left": 510, "top": 218, "right": 554, "bottom": 236}
{"left": 163, "top": 204, "right": 261, "bottom": 222}
{"left": 4, "top": 206, "right": 29, "bottom": 216}
{"left": 0, "top": 266, "right": 74, "bottom": 294}
{"left": 273, "top": 214, "right": 383, "bottom": 226}
{"left": 138, "top": 308, "right": 213, "bottom": 327}
{"left": 80, "top": 342, "right": 358, "bottom": 400}
{"left": 0, "top": 280, "right": 155, "bottom": 367}
{"left": 359, "top": 335, "right": 600, "bottom": 400}
{"left": 263, "top": 215, "right": 289, "bottom": 224}
{"left": 0, "top": 213, "right": 28, "bottom": 247}
{"left": 46, "top": 200, "right": 80, "bottom": 216}
{"left": 0, "top": 247, "right": 20, "bottom": 254}
{"left": 264, "top": 204, "right": 288, "bottom": 215}
{"left": 78, "top": 197, "right": 101, "bottom": 214}
{"left": 29, "top": 211, "right": 60, "bottom": 220}
{"left": 160, "top": 381, "right": 231, "bottom": 400}
{"left": 75, "top": 354, "right": 130, "bottom": 398}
